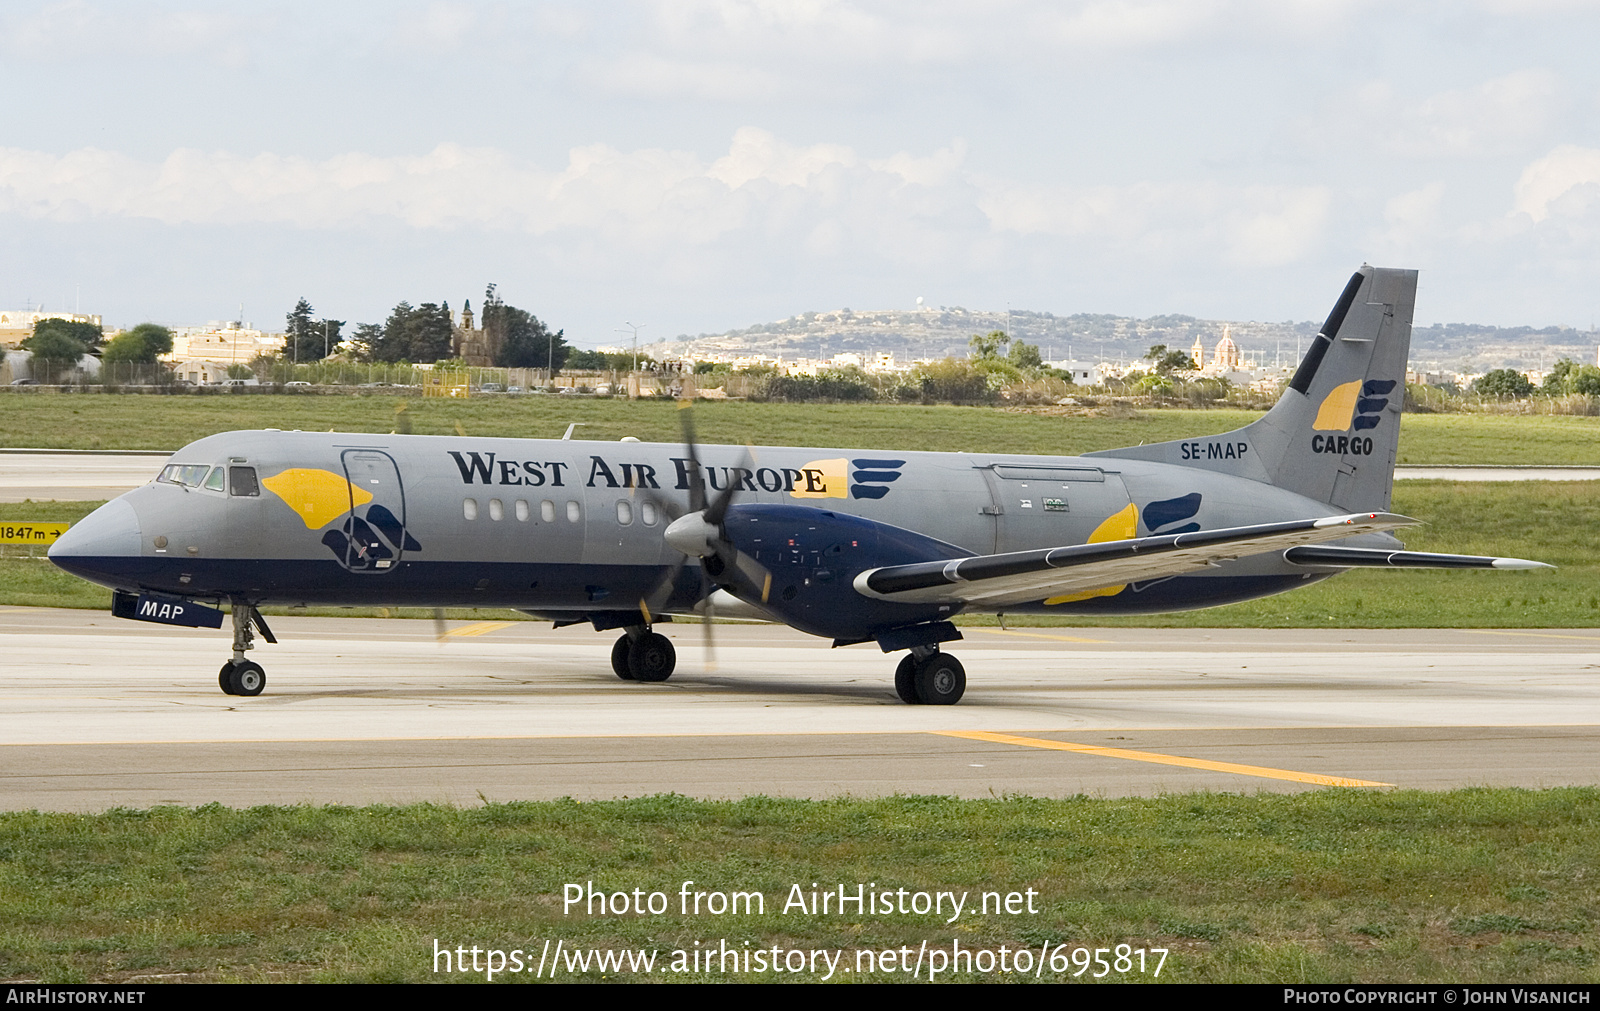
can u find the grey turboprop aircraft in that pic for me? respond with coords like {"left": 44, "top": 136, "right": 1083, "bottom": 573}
{"left": 49, "top": 265, "right": 1548, "bottom": 705}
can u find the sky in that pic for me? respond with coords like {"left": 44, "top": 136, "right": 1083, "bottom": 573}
{"left": 4, "top": 1, "right": 1600, "bottom": 347}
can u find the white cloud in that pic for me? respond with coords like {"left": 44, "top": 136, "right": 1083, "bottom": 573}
{"left": 0, "top": 130, "right": 1338, "bottom": 274}
{"left": 1513, "top": 144, "right": 1600, "bottom": 222}
{"left": 977, "top": 178, "right": 1331, "bottom": 266}
{"left": 1298, "top": 69, "right": 1564, "bottom": 161}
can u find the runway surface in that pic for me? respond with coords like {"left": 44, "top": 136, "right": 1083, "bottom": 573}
{"left": 2, "top": 607, "right": 1597, "bottom": 810}
{"left": 3, "top": 453, "right": 1598, "bottom": 503}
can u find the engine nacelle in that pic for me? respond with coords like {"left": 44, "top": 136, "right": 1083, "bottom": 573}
{"left": 716, "top": 504, "right": 972, "bottom": 641}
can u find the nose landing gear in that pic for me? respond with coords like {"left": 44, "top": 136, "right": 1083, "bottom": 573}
{"left": 219, "top": 603, "right": 274, "bottom": 696}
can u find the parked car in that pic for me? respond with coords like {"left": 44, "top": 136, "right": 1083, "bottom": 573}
{"left": 285, "top": 381, "right": 311, "bottom": 388}
{"left": 481, "top": 383, "right": 505, "bottom": 393}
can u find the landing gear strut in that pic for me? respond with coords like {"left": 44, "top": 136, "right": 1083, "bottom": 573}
{"left": 219, "top": 603, "right": 268, "bottom": 697}
{"left": 612, "top": 627, "right": 677, "bottom": 683}
{"left": 894, "top": 646, "right": 965, "bottom": 705}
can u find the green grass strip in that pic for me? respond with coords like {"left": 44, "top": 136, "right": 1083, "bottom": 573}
{"left": 1, "top": 791, "right": 1597, "bottom": 983}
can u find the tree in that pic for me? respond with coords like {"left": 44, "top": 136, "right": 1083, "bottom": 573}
{"left": 285, "top": 298, "right": 343, "bottom": 362}
{"left": 968, "top": 330, "right": 1009, "bottom": 360}
{"left": 24, "top": 318, "right": 103, "bottom": 356}
{"left": 356, "top": 302, "right": 453, "bottom": 362}
{"left": 345, "top": 323, "right": 383, "bottom": 362}
{"left": 1542, "top": 357, "right": 1578, "bottom": 394}
{"left": 1471, "top": 369, "right": 1534, "bottom": 399}
{"left": 101, "top": 324, "right": 174, "bottom": 363}
{"left": 1145, "top": 343, "right": 1196, "bottom": 376}
{"left": 23, "top": 328, "right": 87, "bottom": 363}
{"left": 1007, "top": 340, "right": 1043, "bottom": 370}
{"left": 483, "top": 285, "right": 568, "bottom": 371}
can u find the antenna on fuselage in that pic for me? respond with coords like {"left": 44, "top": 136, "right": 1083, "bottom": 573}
{"left": 562, "top": 423, "right": 588, "bottom": 440}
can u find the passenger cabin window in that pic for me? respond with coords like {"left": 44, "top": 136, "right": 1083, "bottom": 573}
{"left": 566, "top": 500, "right": 581, "bottom": 523}
{"left": 463, "top": 498, "right": 479, "bottom": 520}
{"left": 540, "top": 500, "right": 555, "bottom": 522}
{"left": 515, "top": 499, "right": 530, "bottom": 522}
{"left": 203, "top": 467, "right": 226, "bottom": 492}
{"left": 489, "top": 498, "right": 504, "bottom": 521}
{"left": 640, "top": 501, "right": 658, "bottom": 526}
{"left": 228, "top": 466, "right": 260, "bottom": 497}
{"left": 616, "top": 500, "right": 633, "bottom": 525}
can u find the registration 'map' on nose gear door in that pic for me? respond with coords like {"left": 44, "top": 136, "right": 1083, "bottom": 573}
{"left": 339, "top": 449, "right": 413, "bottom": 572}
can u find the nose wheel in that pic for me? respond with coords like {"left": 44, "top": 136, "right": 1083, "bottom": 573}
{"left": 218, "top": 602, "right": 273, "bottom": 696}
{"left": 894, "top": 648, "right": 965, "bottom": 705}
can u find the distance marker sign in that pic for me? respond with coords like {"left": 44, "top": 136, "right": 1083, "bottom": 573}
{"left": 0, "top": 523, "right": 69, "bottom": 545}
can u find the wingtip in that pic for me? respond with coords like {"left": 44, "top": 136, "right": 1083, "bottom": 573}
{"left": 1491, "top": 558, "right": 1557, "bottom": 570}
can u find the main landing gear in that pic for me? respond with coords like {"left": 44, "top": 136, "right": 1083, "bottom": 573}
{"left": 894, "top": 646, "right": 965, "bottom": 705}
{"left": 611, "top": 627, "right": 677, "bottom": 683}
{"left": 219, "top": 603, "right": 272, "bottom": 697}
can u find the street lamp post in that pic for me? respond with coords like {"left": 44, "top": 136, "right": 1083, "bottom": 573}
{"left": 616, "top": 321, "right": 646, "bottom": 373}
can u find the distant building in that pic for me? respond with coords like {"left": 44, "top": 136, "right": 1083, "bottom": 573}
{"left": 163, "top": 321, "right": 285, "bottom": 364}
{"left": 452, "top": 300, "right": 491, "bottom": 367}
{"left": 0, "top": 310, "right": 103, "bottom": 349}
{"left": 1190, "top": 336, "right": 1205, "bottom": 370}
{"left": 1210, "top": 326, "right": 1240, "bottom": 370}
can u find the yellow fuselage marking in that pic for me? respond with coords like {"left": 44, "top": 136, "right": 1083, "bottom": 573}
{"left": 1045, "top": 501, "right": 1139, "bottom": 605}
{"left": 790, "top": 458, "right": 848, "bottom": 499}
{"left": 936, "top": 730, "right": 1392, "bottom": 788}
{"left": 260, "top": 468, "right": 373, "bottom": 530}
{"left": 1313, "top": 380, "right": 1362, "bottom": 431}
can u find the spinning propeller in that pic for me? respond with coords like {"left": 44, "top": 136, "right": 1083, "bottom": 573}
{"left": 637, "top": 402, "right": 773, "bottom": 668}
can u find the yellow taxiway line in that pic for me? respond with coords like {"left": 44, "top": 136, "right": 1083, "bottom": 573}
{"left": 935, "top": 730, "right": 1392, "bottom": 788}
{"left": 442, "top": 621, "right": 516, "bottom": 638}
{"left": 970, "top": 628, "right": 1112, "bottom": 644}
{"left": 1463, "top": 630, "right": 1600, "bottom": 642}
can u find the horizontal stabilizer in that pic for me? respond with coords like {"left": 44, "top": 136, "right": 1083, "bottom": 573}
{"left": 1283, "top": 546, "right": 1553, "bottom": 570}
{"left": 854, "top": 512, "right": 1415, "bottom": 609}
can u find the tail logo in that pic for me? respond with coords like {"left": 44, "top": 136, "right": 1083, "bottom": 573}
{"left": 1313, "top": 379, "right": 1396, "bottom": 433}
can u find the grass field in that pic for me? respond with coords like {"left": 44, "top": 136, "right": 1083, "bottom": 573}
{"left": 3, "top": 482, "right": 1591, "bottom": 626}
{"left": 5, "top": 392, "right": 1600, "bottom": 463}
{"left": 2, "top": 791, "right": 1596, "bottom": 983}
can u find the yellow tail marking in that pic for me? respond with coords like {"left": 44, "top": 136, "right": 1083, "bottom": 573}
{"left": 1313, "top": 380, "right": 1362, "bottom": 431}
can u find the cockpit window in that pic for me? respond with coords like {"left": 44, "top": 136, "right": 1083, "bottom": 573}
{"left": 157, "top": 463, "right": 212, "bottom": 487}
{"left": 203, "top": 467, "right": 226, "bottom": 492}
{"left": 229, "top": 466, "right": 260, "bottom": 497}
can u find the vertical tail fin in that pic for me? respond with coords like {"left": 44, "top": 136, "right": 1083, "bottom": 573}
{"left": 1088, "top": 265, "right": 1417, "bottom": 511}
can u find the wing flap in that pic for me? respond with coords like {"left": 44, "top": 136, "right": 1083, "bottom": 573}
{"left": 854, "top": 512, "right": 1415, "bottom": 608}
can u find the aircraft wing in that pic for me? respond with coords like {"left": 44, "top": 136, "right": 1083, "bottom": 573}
{"left": 853, "top": 512, "right": 1415, "bottom": 608}
{"left": 1282, "top": 546, "right": 1552, "bottom": 570}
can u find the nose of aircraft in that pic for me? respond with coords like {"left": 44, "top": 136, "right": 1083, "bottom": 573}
{"left": 48, "top": 496, "right": 143, "bottom": 585}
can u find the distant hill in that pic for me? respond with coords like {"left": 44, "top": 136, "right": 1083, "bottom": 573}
{"left": 646, "top": 307, "right": 1600, "bottom": 374}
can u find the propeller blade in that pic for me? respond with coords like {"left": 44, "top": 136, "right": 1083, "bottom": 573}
{"left": 433, "top": 607, "right": 448, "bottom": 643}
{"left": 701, "top": 566, "right": 717, "bottom": 672}
{"left": 677, "top": 400, "right": 706, "bottom": 514}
